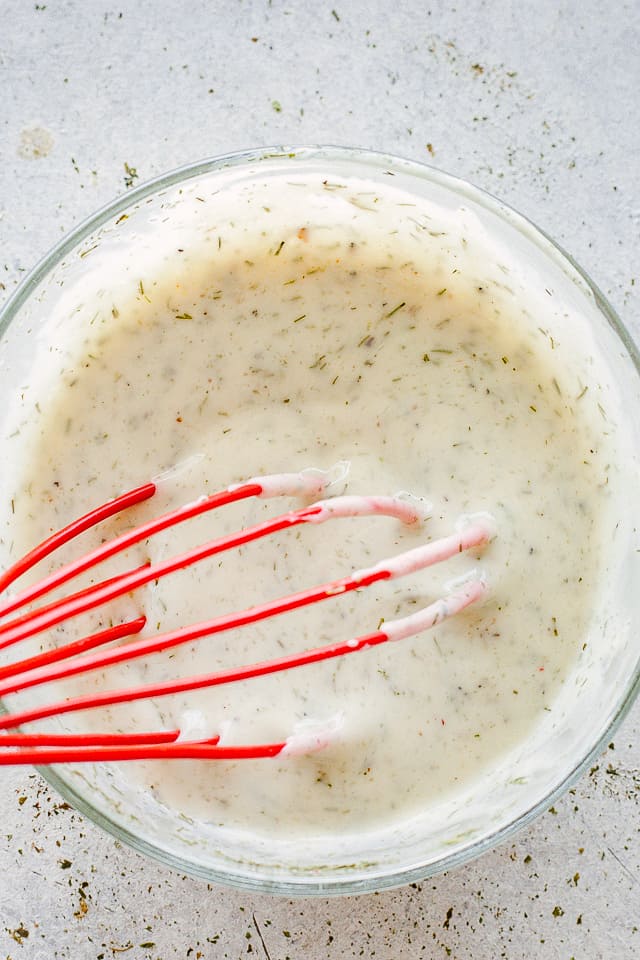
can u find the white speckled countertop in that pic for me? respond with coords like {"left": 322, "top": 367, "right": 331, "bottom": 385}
{"left": 0, "top": 2, "right": 638, "bottom": 957}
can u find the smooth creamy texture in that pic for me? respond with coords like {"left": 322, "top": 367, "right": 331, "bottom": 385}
{"left": 5, "top": 172, "right": 619, "bottom": 842}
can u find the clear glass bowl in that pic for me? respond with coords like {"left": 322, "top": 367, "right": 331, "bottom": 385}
{"left": 0, "top": 146, "right": 639, "bottom": 896}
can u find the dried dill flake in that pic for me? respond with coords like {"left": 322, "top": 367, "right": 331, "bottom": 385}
{"left": 385, "top": 301, "right": 406, "bottom": 318}
{"left": 124, "top": 161, "right": 139, "bottom": 188}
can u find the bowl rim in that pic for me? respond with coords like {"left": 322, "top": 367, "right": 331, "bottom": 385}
{"left": 1, "top": 143, "right": 639, "bottom": 896}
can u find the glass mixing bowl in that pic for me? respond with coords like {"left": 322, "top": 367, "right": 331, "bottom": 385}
{"left": 0, "top": 146, "right": 639, "bottom": 895}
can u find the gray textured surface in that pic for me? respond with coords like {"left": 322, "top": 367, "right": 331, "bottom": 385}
{"left": 0, "top": 1, "right": 639, "bottom": 957}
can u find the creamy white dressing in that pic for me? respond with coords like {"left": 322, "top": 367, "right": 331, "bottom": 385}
{"left": 1, "top": 168, "right": 626, "bottom": 855}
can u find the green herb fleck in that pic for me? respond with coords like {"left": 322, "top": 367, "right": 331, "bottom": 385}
{"left": 124, "top": 162, "right": 138, "bottom": 188}
{"left": 8, "top": 926, "right": 29, "bottom": 944}
{"left": 385, "top": 301, "right": 406, "bottom": 318}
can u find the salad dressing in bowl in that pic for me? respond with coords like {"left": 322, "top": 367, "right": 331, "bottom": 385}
{"left": 1, "top": 148, "right": 638, "bottom": 892}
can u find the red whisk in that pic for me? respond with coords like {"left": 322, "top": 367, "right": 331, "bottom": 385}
{"left": 0, "top": 466, "right": 494, "bottom": 764}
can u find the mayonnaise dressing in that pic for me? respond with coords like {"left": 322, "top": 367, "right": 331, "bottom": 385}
{"left": 1, "top": 168, "right": 625, "bottom": 851}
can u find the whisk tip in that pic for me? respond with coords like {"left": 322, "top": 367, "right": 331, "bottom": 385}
{"left": 392, "top": 491, "right": 433, "bottom": 524}
{"left": 176, "top": 708, "right": 210, "bottom": 743}
{"left": 280, "top": 713, "right": 344, "bottom": 758}
{"left": 455, "top": 510, "right": 497, "bottom": 543}
{"left": 240, "top": 461, "right": 351, "bottom": 500}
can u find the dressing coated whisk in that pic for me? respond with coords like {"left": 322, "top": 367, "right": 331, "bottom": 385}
{"left": 0, "top": 466, "right": 494, "bottom": 764}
